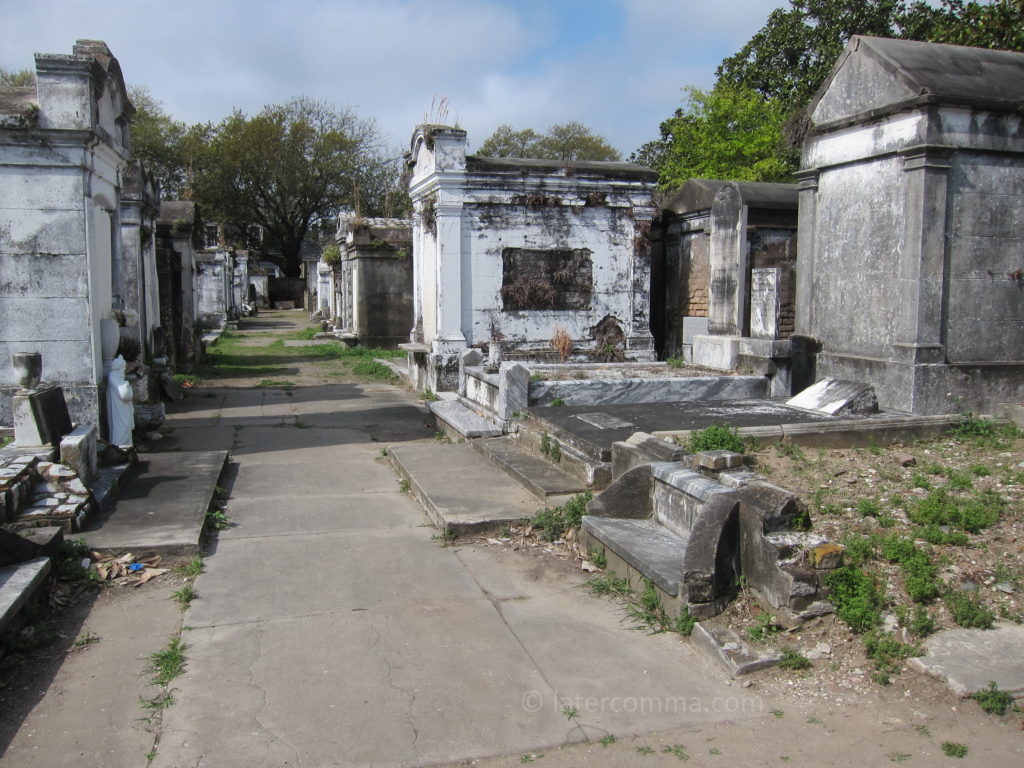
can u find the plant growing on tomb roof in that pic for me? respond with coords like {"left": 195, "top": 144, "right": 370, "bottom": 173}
{"left": 322, "top": 244, "right": 341, "bottom": 266}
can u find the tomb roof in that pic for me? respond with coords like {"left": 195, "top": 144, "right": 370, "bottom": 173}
{"left": 810, "top": 35, "right": 1024, "bottom": 129}
{"left": 663, "top": 179, "right": 797, "bottom": 215}
{"left": 465, "top": 155, "right": 657, "bottom": 183}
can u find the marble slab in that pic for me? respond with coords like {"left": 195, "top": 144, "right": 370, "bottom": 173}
{"left": 530, "top": 375, "right": 767, "bottom": 407}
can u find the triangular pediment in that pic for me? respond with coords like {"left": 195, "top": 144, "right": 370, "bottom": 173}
{"left": 811, "top": 40, "right": 919, "bottom": 126}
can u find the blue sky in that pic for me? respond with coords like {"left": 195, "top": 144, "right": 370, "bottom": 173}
{"left": 1, "top": 0, "right": 786, "bottom": 157}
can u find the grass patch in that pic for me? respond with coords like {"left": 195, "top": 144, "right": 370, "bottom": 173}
{"left": 529, "top": 492, "right": 592, "bottom": 541}
{"left": 941, "top": 742, "right": 968, "bottom": 758}
{"left": 258, "top": 379, "right": 294, "bottom": 388}
{"left": 352, "top": 359, "right": 399, "bottom": 383}
{"left": 825, "top": 565, "right": 884, "bottom": 633}
{"left": 909, "top": 488, "right": 1003, "bottom": 533}
{"left": 625, "top": 579, "right": 670, "bottom": 633}
{"left": 747, "top": 612, "right": 781, "bottom": 643}
{"left": 171, "top": 584, "right": 197, "bottom": 609}
{"left": 778, "top": 648, "right": 812, "bottom": 670}
{"left": 863, "top": 630, "right": 923, "bottom": 683}
{"left": 586, "top": 574, "right": 633, "bottom": 597}
{"left": 945, "top": 590, "right": 995, "bottom": 629}
{"left": 145, "top": 637, "right": 187, "bottom": 686}
{"left": 174, "top": 556, "right": 204, "bottom": 579}
{"left": 971, "top": 681, "right": 1015, "bottom": 715}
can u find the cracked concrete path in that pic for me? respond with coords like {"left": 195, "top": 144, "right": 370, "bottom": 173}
{"left": 149, "top": 330, "right": 755, "bottom": 768}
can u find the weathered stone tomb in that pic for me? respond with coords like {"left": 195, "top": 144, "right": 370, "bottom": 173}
{"left": 0, "top": 40, "right": 140, "bottom": 428}
{"left": 405, "top": 125, "right": 658, "bottom": 392}
{"left": 331, "top": 217, "right": 413, "bottom": 349}
{"left": 796, "top": 36, "right": 1024, "bottom": 414}
{"left": 653, "top": 179, "right": 798, "bottom": 380}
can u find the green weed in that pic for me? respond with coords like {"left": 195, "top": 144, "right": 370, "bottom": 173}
{"left": 825, "top": 565, "right": 884, "bottom": 633}
{"left": 662, "top": 744, "right": 690, "bottom": 760}
{"left": 688, "top": 424, "right": 747, "bottom": 454}
{"left": 528, "top": 492, "right": 591, "bottom": 541}
{"left": 747, "top": 612, "right": 781, "bottom": 642}
{"left": 626, "top": 579, "right": 670, "bottom": 633}
{"left": 673, "top": 606, "right": 697, "bottom": 637}
{"left": 145, "top": 637, "right": 187, "bottom": 686}
{"left": 945, "top": 591, "right": 994, "bottom": 629}
{"left": 972, "top": 681, "right": 1015, "bottom": 715}
{"left": 171, "top": 584, "right": 197, "bottom": 609}
{"left": 778, "top": 648, "right": 812, "bottom": 670}
{"left": 352, "top": 359, "right": 398, "bottom": 382}
{"left": 174, "top": 557, "right": 204, "bottom": 579}
{"left": 550, "top": 397, "right": 566, "bottom": 407}
{"left": 909, "top": 488, "right": 1003, "bottom": 533}
{"left": 666, "top": 357, "right": 686, "bottom": 369}
{"left": 941, "top": 742, "right": 968, "bottom": 758}
{"left": 585, "top": 574, "right": 633, "bottom": 597}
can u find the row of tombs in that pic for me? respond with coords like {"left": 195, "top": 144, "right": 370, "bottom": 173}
{"left": 316, "top": 35, "right": 1023, "bottom": 421}
{"left": 1, "top": 36, "right": 1023, "bottom": 636}
{"left": 2, "top": 35, "right": 1022, "bottom": 435}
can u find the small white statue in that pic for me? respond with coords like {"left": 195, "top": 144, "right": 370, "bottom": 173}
{"left": 107, "top": 355, "right": 134, "bottom": 448}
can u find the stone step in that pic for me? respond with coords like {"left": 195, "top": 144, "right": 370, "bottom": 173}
{"left": 0, "top": 557, "right": 51, "bottom": 636}
{"left": 472, "top": 437, "right": 589, "bottom": 501}
{"left": 512, "top": 418, "right": 612, "bottom": 490}
{"left": 581, "top": 516, "right": 686, "bottom": 597}
{"left": 388, "top": 443, "right": 540, "bottom": 536}
{"left": 428, "top": 400, "right": 503, "bottom": 439}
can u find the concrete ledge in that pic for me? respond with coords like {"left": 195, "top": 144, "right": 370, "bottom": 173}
{"left": 83, "top": 450, "right": 228, "bottom": 558}
{"left": 0, "top": 557, "right": 51, "bottom": 636}
{"left": 387, "top": 443, "right": 538, "bottom": 536}
{"left": 911, "top": 623, "right": 1024, "bottom": 697}
{"left": 428, "top": 400, "right": 503, "bottom": 438}
{"left": 472, "top": 437, "right": 588, "bottom": 500}
{"left": 654, "top": 414, "right": 963, "bottom": 449}
{"left": 691, "top": 622, "right": 781, "bottom": 676}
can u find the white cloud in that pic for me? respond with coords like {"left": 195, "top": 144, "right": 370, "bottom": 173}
{"left": 1, "top": 0, "right": 786, "bottom": 158}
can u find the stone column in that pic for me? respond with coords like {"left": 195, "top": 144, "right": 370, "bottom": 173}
{"left": 432, "top": 200, "right": 466, "bottom": 354}
{"left": 409, "top": 201, "right": 425, "bottom": 343}
{"left": 316, "top": 261, "right": 332, "bottom": 315}
{"left": 708, "top": 183, "right": 749, "bottom": 337}
{"left": 793, "top": 170, "right": 819, "bottom": 337}
{"left": 892, "top": 145, "right": 952, "bottom": 366}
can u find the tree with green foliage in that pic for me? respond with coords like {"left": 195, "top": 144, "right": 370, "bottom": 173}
{"left": 477, "top": 121, "right": 620, "bottom": 161}
{"left": 193, "top": 97, "right": 389, "bottom": 276}
{"left": 638, "top": 0, "right": 1024, "bottom": 188}
{"left": 637, "top": 84, "right": 796, "bottom": 187}
{"left": 128, "top": 86, "right": 210, "bottom": 200}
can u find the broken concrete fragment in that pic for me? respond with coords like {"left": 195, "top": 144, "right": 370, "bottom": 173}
{"left": 809, "top": 542, "right": 844, "bottom": 569}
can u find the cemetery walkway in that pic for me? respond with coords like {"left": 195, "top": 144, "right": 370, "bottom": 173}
{"left": 149, "top": 312, "right": 749, "bottom": 766}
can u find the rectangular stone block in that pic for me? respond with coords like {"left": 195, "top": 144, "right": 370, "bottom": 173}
{"left": 60, "top": 423, "right": 97, "bottom": 484}
{"left": 750, "top": 267, "right": 782, "bottom": 340}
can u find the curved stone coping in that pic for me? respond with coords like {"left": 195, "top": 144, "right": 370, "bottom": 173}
{"left": 651, "top": 463, "right": 733, "bottom": 502}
